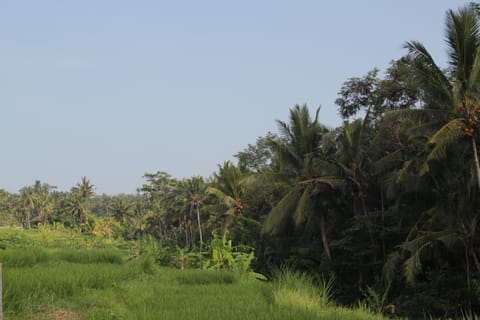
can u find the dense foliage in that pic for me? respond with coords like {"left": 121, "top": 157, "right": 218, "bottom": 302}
{"left": 3, "top": 3, "right": 480, "bottom": 318}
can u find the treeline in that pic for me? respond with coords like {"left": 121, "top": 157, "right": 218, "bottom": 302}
{"left": 2, "top": 3, "right": 480, "bottom": 318}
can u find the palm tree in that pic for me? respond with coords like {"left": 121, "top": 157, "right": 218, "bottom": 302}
{"left": 178, "top": 176, "right": 207, "bottom": 249}
{"left": 132, "top": 201, "right": 150, "bottom": 239}
{"left": 20, "top": 186, "right": 36, "bottom": 229}
{"left": 31, "top": 181, "right": 56, "bottom": 223}
{"left": 381, "top": 5, "right": 480, "bottom": 306}
{"left": 262, "top": 105, "right": 342, "bottom": 260}
{"left": 70, "top": 177, "right": 95, "bottom": 232}
{"left": 74, "top": 177, "right": 95, "bottom": 201}
{"left": 208, "top": 161, "right": 247, "bottom": 236}
{"left": 111, "top": 197, "right": 132, "bottom": 224}
{"left": 35, "top": 193, "right": 54, "bottom": 224}
{"left": 394, "top": 3, "right": 480, "bottom": 189}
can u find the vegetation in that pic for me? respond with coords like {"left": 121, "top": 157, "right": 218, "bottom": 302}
{"left": 2, "top": 3, "right": 480, "bottom": 318}
{"left": 0, "top": 229, "right": 383, "bottom": 320}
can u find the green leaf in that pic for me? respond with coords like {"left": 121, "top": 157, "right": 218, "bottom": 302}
{"left": 262, "top": 190, "right": 302, "bottom": 235}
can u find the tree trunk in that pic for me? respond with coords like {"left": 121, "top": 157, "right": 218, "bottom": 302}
{"left": 319, "top": 211, "right": 331, "bottom": 260}
{"left": 465, "top": 244, "right": 472, "bottom": 311}
{"left": 196, "top": 206, "right": 203, "bottom": 250}
{"left": 472, "top": 136, "right": 480, "bottom": 190}
{"left": 183, "top": 217, "right": 189, "bottom": 246}
{"left": 188, "top": 220, "right": 193, "bottom": 247}
{"left": 26, "top": 210, "right": 31, "bottom": 229}
{"left": 380, "top": 186, "right": 386, "bottom": 260}
{"left": 158, "top": 222, "right": 164, "bottom": 241}
{"left": 472, "top": 247, "right": 480, "bottom": 274}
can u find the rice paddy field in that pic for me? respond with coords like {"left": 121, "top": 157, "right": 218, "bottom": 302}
{"left": 0, "top": 228, "right": 384, "bottom": 320}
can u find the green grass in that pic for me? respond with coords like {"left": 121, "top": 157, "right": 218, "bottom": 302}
{"left": 0, "top": 228, "right": 386, "bottom": 320}
{"left": 175, "top": 269, "right": 239, "bottom": 285}
{"left": 4, "top": 262, "right": 136, "bottom": 315}
{"left": 56, "top": 249, "right": 124, "bottom": 264}
{"left": 0, "top": 247, "right": 49, "bottom": 267}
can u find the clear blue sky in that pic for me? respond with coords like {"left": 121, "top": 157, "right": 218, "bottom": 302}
{"left": 0, "top": 0, "right": 470, "bottom": 194}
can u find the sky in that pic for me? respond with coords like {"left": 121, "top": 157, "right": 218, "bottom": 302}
{"left": 0, "top": 0, "right": 470, "bottom": 194}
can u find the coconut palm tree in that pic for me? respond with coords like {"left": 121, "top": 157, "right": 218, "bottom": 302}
{"left": 35, "top": 192, "right": 54, "bottom": 224}
{"left": 394, "top": 3, "right": 480, "bottom": 189}
{"left": 381, "top": 5, "right": 480, "bottom": 306}
{"left": 208, "top": 161, "right": 247, "bottom": 236}
{"left": 262, "top": 105, "right": 343, "bottom": 260}
{"left": 70, "top": 177, "right": 95, "bottom": 232}
{"left": 20, "top": 186, "right": 36, "bottom": 229}
{"left": 178, "top": 176, "right": 207, "bottom": 249}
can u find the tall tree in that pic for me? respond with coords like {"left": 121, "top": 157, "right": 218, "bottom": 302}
{"left": 32, "top": 180, "right": 56, "bottom": 223}
{"left": 19, "top": 186, "right": 36, "bottom": 229}
{"left": 394, "top": 3, "right": 480, "bottom": 189}
{"left": 262, "top": 105, "right": 342, "bottom": 260}
{"left": 178, "top": 176, "right": 208, "bottom": 249}
{"left": 380, "top": 4, "right": 480, "bottom": 311}
{"left": 70, "top": 177, "right": 95, "bottom": 232}
{"left": 208, "top": 161, "right": 247, "bottom": 236}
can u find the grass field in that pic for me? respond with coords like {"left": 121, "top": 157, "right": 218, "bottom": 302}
{"left": 0, "top": 228, "right": 385, "bottom": 320}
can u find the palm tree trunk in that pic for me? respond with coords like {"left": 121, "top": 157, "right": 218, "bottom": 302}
{"left": 188, "top": 207, "right": 194, "bottom": 247}
{"left": 380, "top": 186, "right": 386, "bottom": 260}
{"left": 183, "top": 217, "right": 189, "bottom": 246}
{"left": 27, "top": 210, "right": 31, "bottom": 229}
{"left": 319, "top": 211, "right": 331, "bottom": 260}
{"left": 472, "top": 136, "right": 480, "bottom": 190}
{"left": 465, "top": 243, "right": 472, "bottom": 311}
{"left": 472, "top": 248, "right": 480, "bottom": 273}
{"left": 188, "top": 220, "right": 193, "bottom": 247}
{"left": 196, "top": 206, "right": 203, "bottom": 249}
{"left": 158, "top": 221, "right": 164, "bottom": 241}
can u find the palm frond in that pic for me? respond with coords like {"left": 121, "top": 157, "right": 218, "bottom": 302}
{"left": 396, "top": 159, "right": 413, "bottom": 183}
{"left": 374, "top": 150, "right": 402, "bottom": 175}
{"left": 468, "top": 46, "right": 480, "bottom": 94}
{"left": 382, "top": 251, "right": 402, "bottom": 285}
{"left": 293, "top": 186, "right": 312, "bottom": 226}
{"left": 262, "top": 190, "right": 302, "bottom": 236}
{"left": 299, "top": 177, "right": 344, "bottom": 189}
{"left": 207, "top": 187, "right": 236, "bottom": 207}
{"left": 403, "top": 41, "right": 452, "bottom": 103}
{"left": 445, "top": 4, "right": 480, "bottom": 86}
{"left": 385, "top": 108, "right": 451, "bottom": 125}
{"left": 407, "top": 120, "right": 448, "bottom": 137}
{"left": 426, "top": 118, "right": 465, "bottom": 162}
{"left": 403, "top": 243, "right": 426, "bottom": 286}
{"left": 312, "top": 158, "right": 342, "bottom": 177}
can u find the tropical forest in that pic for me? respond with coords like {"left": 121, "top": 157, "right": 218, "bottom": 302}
{"left": 3, "top": 3, "right": 480, "bottom": 320}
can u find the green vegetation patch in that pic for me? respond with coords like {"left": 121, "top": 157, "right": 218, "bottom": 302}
{"left": 0, "top": 247, "right": 49, "bottom": 267}
{"left": 57, "top": 249, "right": 124, "bottom": 264}
{"left": 175, "top": 269, "right": 239, "bottom": 285}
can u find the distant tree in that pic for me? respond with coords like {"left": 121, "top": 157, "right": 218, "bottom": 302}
{"left": 208, "top": 161, "right": 248, "bottom": 236}
{"left": 19, "top": 186, "right": 36, "bottom": 229}
{"left": 235, "top": 132, "right": 277, "bottom": 172}
{"left": 32, "top": 180, "right": 56, "bottom": 223}
{"left": 140, "top": 171, "right": 181, "bottom": 242}
{"left": 69, "top": 177, "right": 95, "bottom": 232}
{"left": 178, "top": 176, "right": 208, "bottom": 249}
{"left": 336, "top": 60, "right": 419, "bottom": 122}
